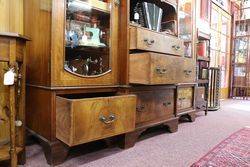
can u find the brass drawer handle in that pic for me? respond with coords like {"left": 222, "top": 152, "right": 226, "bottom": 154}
{"left": 99, "top": 114, "right": 116, "bottom": 124}
{"left": 172, "top": 45, "right": 181, "bottom": 50}
{"left": 144, "top": 38, "right": 155, "bottom": 46}
{"left": 155, "top": 67, "right": 167, "bottom": 75}
{"left": 179, "top": 97, "right": 186, "bottom": 101}
{"left": 136, "top": 105, "right": 145, "bottom": 112}
{"left": 163, "top": 102, "right": 172, "bottom": 107}
{"left": 184, "top": 70, "right": 192, "bottom": 75}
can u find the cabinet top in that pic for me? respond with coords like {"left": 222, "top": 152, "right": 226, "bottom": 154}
{"left": 0, "top": 32, "right": 30, "bottom": 41}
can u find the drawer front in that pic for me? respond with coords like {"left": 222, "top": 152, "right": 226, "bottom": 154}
{"left": 177, "top": 87, "right": 194, "bottom": 111}
{"left": 129, "top": 53, "right": 196, "bottom": 85}
{"left": 56, "top": 95, "right": 136, "bottom": 146}
{"left": 135, "top": 90, "right": 174, "bottom": 126}
{"left": 130, "top": 26, "right": 184, "bottom": 56}
{"left": 176, "top": 58, "right": 196, "bottom": 83}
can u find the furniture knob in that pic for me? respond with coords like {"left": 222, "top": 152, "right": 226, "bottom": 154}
{"left": 15, "top": 120, "right": 23, "bottom": 127}
{"left": 155, "top": 67, "right": 167, "bottom": 75}
{"left": 144, "top": 38, "right": 155, "bottom": 46}
{"left": 99, "top": 114, "right": 116, "bottom": 124}
{"left": 136, "top": 105, "right": 145, "bottom": 112}
{"left": 163, "top": 102, "right": 172, "bottom": 107}
{"left": 172, "top": 45, "right": 180, "bottom": 50}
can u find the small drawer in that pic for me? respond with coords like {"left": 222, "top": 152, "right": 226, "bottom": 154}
{"left": 130, "top": 26, "right": 184, "bottom": 56}
{"left": 56, "top": 95, "right": 136, "bottom": 146}
{"left": 177, "top": 87, "right": 194, "bottom": 111}
{"left": 129, "top": 53, "right": 196, "bottom": 85}
{"left": 135, "top": 89, "right": 174, "bottom": 126}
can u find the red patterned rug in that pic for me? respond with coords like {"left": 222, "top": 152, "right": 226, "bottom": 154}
{"left": 191, "top": 127, "right": 250, "bottom": 167}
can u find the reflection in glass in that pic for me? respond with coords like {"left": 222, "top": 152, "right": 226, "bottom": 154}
{"left": 65, "top": 0, "right": 111, "bottom": 76}
{"left": 178, "top": 0, "right": 192, "bottom": 58}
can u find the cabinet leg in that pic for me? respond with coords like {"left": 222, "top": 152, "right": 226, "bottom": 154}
{"left": 119, "top": 129, "right": 146, "bottom": 149}
{"left": 187, "top": 111, "right": 196, "bottom": 122}
{"left": 164, "top": 118, "right": 179, "bottom": 133}
{"left": 41, "top": 139, "right": 69, "bottom": 166}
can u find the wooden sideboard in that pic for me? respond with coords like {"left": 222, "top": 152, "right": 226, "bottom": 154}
{"left": 0, "top": 33, "right": 29, "bottom": 167}
{"left": 24, "top": 0, "right": 197, "bottom": 165}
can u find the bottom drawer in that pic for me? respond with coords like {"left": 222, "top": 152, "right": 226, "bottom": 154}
{"left": 56, "top": 95, "right": 136, "bottom": 146}
{"left": 135, "top": 89, "right": 175, "bottom": 126}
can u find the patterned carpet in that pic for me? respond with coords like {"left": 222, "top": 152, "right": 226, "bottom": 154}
{"left": 23, "top": 99, "right": 250, "bottom": 167}
{"left": 192, "top": 127, "right": 250, "bottom": 167}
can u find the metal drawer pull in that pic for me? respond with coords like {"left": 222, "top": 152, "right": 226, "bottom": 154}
{"left": 136, "top": 105, "right": 145, "bottom": 112}
{"left": 163, "top": 102, "right": 172, "bottom": 107}
{"left": 172, "top": 45, "right": 180, "bottom": 50}
{"left": 184, "top": 70, "right": 192, "bottom": 75}
{"left": 99, "top": 114, "right": 116, "bottom": 124}
{"left": 144, "top": 38, "right": 155, "bottom": 46}
{"left": 156, "top": 67, "right": 167, "bottom": 75}
{"left": 179, "top": 97, "right": 186, "bottom": 101}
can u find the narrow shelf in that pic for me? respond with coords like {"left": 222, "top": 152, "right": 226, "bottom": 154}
{"left": 69, "top": 0, "right": 110, "bottom": 13}
{"left": 0, "top": 145, "right": 23, "bottom": 161}
{"left": 197, "top": 56, "right": 210, "bottom": 62}
{"left": 197, "top": 31, "right": 211, "bottom": 40}
{"left": 197, "top": 79, "right": 209, "bottom": 84}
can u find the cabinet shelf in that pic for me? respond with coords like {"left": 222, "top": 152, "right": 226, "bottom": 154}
{"left": 197, "top": 79, "right": 209, "bottom": 84}
{"left": 0, "top": 145, "right": 23, "bottom": 161}
{"left": 69, "top": 0, "right": 110, "bottom": 13}
{"left": 197, "top": 56, "right": 210, "bottom": 62}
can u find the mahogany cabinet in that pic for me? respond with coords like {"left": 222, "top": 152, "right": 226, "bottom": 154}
{"left": 24, "top": 0, "right": 197, "bottom": 165}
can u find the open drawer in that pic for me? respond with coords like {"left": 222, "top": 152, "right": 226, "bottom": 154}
{"left": 56, "top": 95, "right": 136, "bottom": 146}
{"left": 129, "top": 52, "right": 196, "bottom": 85}
{"left": 130, "top": 26, "right": 184, "bottom": 56}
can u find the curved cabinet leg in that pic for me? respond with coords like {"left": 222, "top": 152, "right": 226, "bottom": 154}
{"left": 164, "top": 118, "right": 179, "bottom": 133}
{"left": 119, "top": 129, "right": 146, "bottom": 149}
{"left": 41, "top": 139, "right": 69, "bottom": 166}
{"left": 187, "top": 111, "right": 196, "bottom": 122}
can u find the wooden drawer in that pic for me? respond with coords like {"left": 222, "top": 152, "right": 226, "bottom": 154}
{"left": 177, "top": 87, "right": 194, "bottom": 111}
{"left": 129, "top": 53, "right": 196, "bottom": 85}
{"left": 130, "top": 26, "right": 184, "bottom": 56}
{"left": 135, "top": 89, "right": 174, "bottom": 126}
{"left": 56, "top": 95, "right": 136, "bottom": 146}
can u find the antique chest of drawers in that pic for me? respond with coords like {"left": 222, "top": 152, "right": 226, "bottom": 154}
{"left": 129, "top": 53, "right": 196, "bottom": 85}
{"left": 56, "top": 95, "right": 136, "bottom": 146}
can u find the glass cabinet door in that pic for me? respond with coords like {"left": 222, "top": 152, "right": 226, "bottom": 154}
{"left": 65, "top": 0, "right": 111, "bottom": 77}
{"left": 178, "top": 0, "right": 193, "bottom": 58}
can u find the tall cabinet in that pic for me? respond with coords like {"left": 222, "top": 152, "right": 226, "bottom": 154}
{"left": 25, "top": 0, "right": 197, "bottom": 165}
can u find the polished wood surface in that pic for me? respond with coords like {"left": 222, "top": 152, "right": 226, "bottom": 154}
{"left": 129, "top": 53, "right": 196, "bottom": 84}
{"left": 0, "top": 0, "right": 24, "bottom": 34}
{"left": 130, "top": 26, "right": 184, "bottom": 56}
{"left": 134, "top": 89, "right": 174, "bottom": 127}
{"left": 0, "top": 35, "right": 28, "bottom": 166}
{"left": 56, "top": 95, "right": 136, "bottom": 146}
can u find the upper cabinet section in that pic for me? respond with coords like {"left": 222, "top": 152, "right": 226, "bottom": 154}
{"left": 130, "top": 0, "right": 178, "bottom": 36}
{"left": 65, "top": 0, "right": 111, "bottom": 77}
